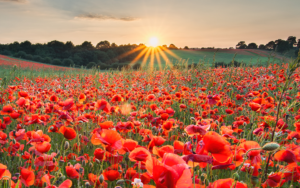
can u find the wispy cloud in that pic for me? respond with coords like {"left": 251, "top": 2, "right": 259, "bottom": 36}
{"left": 75, "top": 14, "right": 138, "bottom": 22}
{"left": 0, "top": 0, "right": 26, "bottom": 3}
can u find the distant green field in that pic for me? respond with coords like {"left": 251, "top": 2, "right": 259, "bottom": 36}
{"left": 135, "top": 49, "right": 290, "bottom": 69}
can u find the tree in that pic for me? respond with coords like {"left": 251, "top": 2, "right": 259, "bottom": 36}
{"left": 266, "top": 41, "right": 275, "bottom": 50}
{"left": 111, "top": 43, "right": 118, "bottom": 48}
{"left": 259, "top": 44, "right": 266, "bottom": 49}
{"left": 184, "top": 46, "right": 189, "bottom": 49}
{"left": 62, "top": 58, "right": 74, "bottom": 66}
{"left": 247, "top": 43, "right": 258, "bottom": 49}
{"left": 297, "top": 39, "right": 300, "bottom": 48}
{"left": 275, "top": 39, "right": 291, "bottom": 52}
{"left": 52, "top": 59, "right": 62, "bottom": 66}
{"left": 169, "top": 44, "right": 178, "bottom": 50}
{"left": 236, "top": 41, "right": 247, "bottom": 49}
{"left": 287, "top": 36, "right": 297, "bottom": 47}
{"left": 87, "top": 62, "right": 97, "bottom": 69}
{"left": 43, "top": 57, "right": 52, "bottom": 64}
{"left": 65, "top": 41, "right": 75, "bottom": 50}
{"left": 96, "top": 41, "right": 110, "bottom": 49}
{"left": 20, "top": 41, "right": 32, "bottom": 54}
{"left": 14, "top": 51, "right": 27, "bottom": 58}
{"left": 81, "top": 41, "right": 94, "bottom": 50}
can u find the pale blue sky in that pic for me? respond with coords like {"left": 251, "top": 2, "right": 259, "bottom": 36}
{"left": 0, "top": 0, "right": 299, "bottom": 48}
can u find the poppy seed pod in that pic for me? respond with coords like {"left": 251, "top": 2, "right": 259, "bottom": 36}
{"left": 262, "top": 142, "right": 280, "bottom": 151}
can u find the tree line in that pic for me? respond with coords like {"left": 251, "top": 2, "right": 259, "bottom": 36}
{"left": 0, "top": 40, "right": 179, "bottom": 69}
{"left": 236, "top": 36, "right": 300, "bottom": 55}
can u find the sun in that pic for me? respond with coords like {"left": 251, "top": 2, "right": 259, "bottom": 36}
{"left": 149, "top": 37, "right": 159, "bottom": 47}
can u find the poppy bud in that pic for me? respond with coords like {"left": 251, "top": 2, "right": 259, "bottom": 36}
{"left": 82, "top": 160, "right": 86, "bottom": 167}
{"left": 79, "top": 167, "right": 84, "bottom": 173}
{"left": 13, "top": 139, "right": 16, "bottom": 144}
{"left": 95, "top": 159, "right": 100, "bottom": 164}
{"left": 67, "top": 162, "right": 71, "bottom": 166}
{"left": 201, "top": 173, "right": 207, "bottom": 181}
{"left": 64, "top": 141, "right": 70, "bottom": 150}
{"left": 79, "top": 134, "right": 82, "bottom": 139}
{"left": 99, "top": 174, "right": 104, "bottom": 183}
{"left": 251, "top": 176, "right": 259, "bottom": 185}
{"left": 89, "top": 162, "right": 93, "bottom": 168}
{"left": 233, "top": 172, "right": 239, "bottom": 180}
{"left": 85, "top": 182, "right": 91, "bottom": 187}
{"left": 215, "top": 120, "right": 219, "bottom": 125}
{"left": 43, "top": 182, "right": 47, "bottom": 187}
{"left": 52, "top": 158, "right": 56, "bottom": 163}
{"left": 116, "top": 179, "right": 125, "bottom": 185}
{"left": 262, "top": 142, "right": 280, "bottom": 151}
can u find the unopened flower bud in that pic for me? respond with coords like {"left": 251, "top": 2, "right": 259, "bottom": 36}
{"left": 262, "top": 142, "right": 280, "bottom": 152}
{"left": 64, "top": 141, "right": 70, "bottom": 150}
{"left": 99, "top": 174, "right": 104, "bottom": 183}
{"left": 232, "top": 172, "right": 239, "bottom": 180}
{"left": 116, "top": 179, "right": 125, "bottom": 185}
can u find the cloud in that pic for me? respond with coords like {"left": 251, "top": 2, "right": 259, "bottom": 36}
{"left": 0, "top": 0, "right": 26, "bottom": 3}
{"left": 75, "top": 14, "right": 138, "bottom": 22}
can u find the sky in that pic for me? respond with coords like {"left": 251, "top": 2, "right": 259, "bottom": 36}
{"left": 0, "top": 0, "right": 299, "bottom": 48}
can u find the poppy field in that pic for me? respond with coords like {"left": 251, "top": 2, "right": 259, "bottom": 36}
{"left": 0, "top": 54, "right": 300, "bottom": 188}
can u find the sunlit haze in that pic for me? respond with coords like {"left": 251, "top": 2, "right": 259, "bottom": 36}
{"left": 0, "top": 0, "right": 299, "bottom": 48}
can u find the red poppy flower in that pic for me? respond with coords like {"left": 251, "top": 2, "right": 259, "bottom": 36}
{"left": 249, "top": 102, "right": 261, "bottom": 112}
{"left": 129, "top": 147, "right": 152, "bottom": 162}
{"left": 35, "top": 141, "right": 51, "bottom": 154}
{"left": 94, "top": 148, "right": 105, "bottom": 161}
{"left": 202, "top": 131, "right": 232, "bottom": 163}
{"left": 59, "top": 126, "right": 77, "bottom": 140}
{"left": 185, "top": 124, "right": 208, "bottom": 136}
{"left": 146, "top": 153, "right": 192, "bottom": 188}
{"left": 239, "top": 141, "right": 261, "bottom": 162}
{"left": 65, "top": 163, "right": 83, "bottom": 179}
{"left": 153, "top": 145, "right": 174, "bottom": 158}
{"left": 262, "top": 172, "right": 284, "bottom": 188}
{"left": 20, "top": 168, "right": 35, "bottom": 187}
{"left": 274, "top": 150, "right": 297, "bottom": 163}
{"left": 103, "top": 169, "right": 120, "bottom": 181}
{"left": 63, "top": 98, "right": 74, "bottom": 111}
{"left": 95, "top": 99, "right": 111, "bottom": 113}
{"left": 207, "top": 178, "right": 247, "bottom": 188}
{"left": 148, "top": 136, "right": 166, "bottom": 150}
{"left": 78, "top": 93, "right": 86, "bottom": 104}
{"left": 122, "top": 139, "right": 138, "bottom": 152}
{"left": 98, "top": 121, "right": 114, "bottom": 129}
{"left": 0, "top": 105, "right": 14, "bottom": 115}
{"left": 91, "top": 129, "right": 122, "bottom": 151}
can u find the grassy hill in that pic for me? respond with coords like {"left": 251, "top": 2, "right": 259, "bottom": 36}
{"left": 135, "top": 49, "right": 291, "bottom": 69}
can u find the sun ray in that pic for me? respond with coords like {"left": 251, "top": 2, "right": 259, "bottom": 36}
{"left": 140, "top": 48, "right": 152, "bottom": 69}
{"left": 117, "top": 45, "right": 146, "bottom": 60}
{"left": 160, "top": 46, "right": 180, "bottom": 59}
{"left": 128, "top": 47, "right": 148, "bottom": 67}
{"left": 154, "top": 48, "right": 162, "bottom": 70}
{"left": 149, "top": 47, "right": 155, "bottom": 72}
{"left": 157, "top": 46, "right": 173, "bottom": 69}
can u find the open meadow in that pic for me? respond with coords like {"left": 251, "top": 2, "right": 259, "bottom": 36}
{"left": 0, "top": 53, "right": 300, "bottom": 187}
